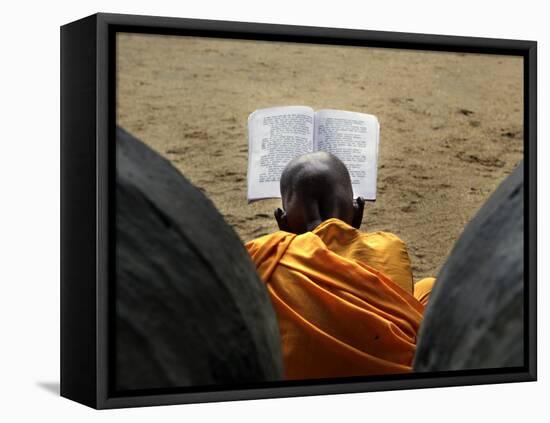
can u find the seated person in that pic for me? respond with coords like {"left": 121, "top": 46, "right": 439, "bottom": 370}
{"left": 246, "top": 151, "right": 435, "bottom": 380}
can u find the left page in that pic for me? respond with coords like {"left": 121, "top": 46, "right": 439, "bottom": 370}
{"left": 247, "top": 106, "right": 315, "bottom": 201}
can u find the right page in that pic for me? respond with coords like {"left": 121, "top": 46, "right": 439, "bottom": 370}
{"left": 314, "top": 109, "right": 379, "bottom": 200}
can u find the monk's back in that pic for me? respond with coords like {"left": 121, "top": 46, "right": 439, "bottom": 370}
{"left": 246, "top": 218, "right": 427, "bottom": 380}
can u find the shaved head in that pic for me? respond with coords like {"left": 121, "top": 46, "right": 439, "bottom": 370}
{"left": 275, "top": 152, "right": 364, "bottom": 234}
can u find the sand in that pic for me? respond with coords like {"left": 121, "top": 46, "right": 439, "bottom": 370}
{"left": 116, "top": 33, "right": 523, "bottom": 280}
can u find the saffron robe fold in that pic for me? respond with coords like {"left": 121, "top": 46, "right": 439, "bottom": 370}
{"left": 246, "top": 218, "right": 434, "bottom": 380}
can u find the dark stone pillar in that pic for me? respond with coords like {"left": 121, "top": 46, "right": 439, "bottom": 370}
{"left": 115, "top": 127, "right": 283, "bottom": 390}
{"left": 414, "top": 162, "right": 524, "bottom": 371}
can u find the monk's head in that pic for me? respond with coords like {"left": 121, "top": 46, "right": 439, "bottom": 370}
{"left": 275, "top": 151, "right": 365, "bottom": 234}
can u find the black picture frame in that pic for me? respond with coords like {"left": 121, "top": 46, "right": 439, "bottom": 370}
{"left": 60, "top": 12, "right": 537, "bottom": 409}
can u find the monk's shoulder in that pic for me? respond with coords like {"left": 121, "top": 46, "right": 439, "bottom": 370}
{"left": 245, "top": 232, "right": 273, "bottom": 250}
{"left": 356, "top": 230, "right": 412, "bottom": 263}
{"left": 245, "top": 231, "right": 295, "bottom": 257}
{"left": 357, "top": 231, "right": 413, "bottom": 293}
{"left": 359, "top": 230, "right": 408, "bottom": 248}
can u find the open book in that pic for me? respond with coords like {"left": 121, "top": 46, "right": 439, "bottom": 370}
{"left": 247, "top": 106, "right": 380, "bottom": 202}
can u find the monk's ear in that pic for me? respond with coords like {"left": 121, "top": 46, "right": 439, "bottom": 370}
{"left": 352, "top": 197, "right": 365, "bottom": 229}
{"left": 274, "top": 208, "right": 290, "bottom": 232}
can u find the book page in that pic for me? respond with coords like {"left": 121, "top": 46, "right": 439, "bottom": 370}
{"left": 314, "top": 109, "right": 379, "bottom": 200}
{"left": 247, "top": 106, "right": 315, "bottom": 201}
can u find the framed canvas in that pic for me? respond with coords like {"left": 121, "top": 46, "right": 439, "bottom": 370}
{"left": 60, "top": 13, "right": 537, "bottom": 409}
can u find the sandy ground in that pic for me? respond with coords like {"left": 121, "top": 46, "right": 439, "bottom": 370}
{"left": 116, "top": 33, "right": 523, "bottom": 281}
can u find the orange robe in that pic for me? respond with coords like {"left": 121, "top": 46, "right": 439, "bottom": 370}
{"left": 246, "top": 218, "right": 435, "bottom": 380}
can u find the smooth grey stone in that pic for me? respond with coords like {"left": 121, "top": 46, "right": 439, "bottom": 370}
{"left": 115, "top": 127, "right": 283, "bottom": 390}
{"left": 414, "top": 162, "right": 524, "bottom": 371}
